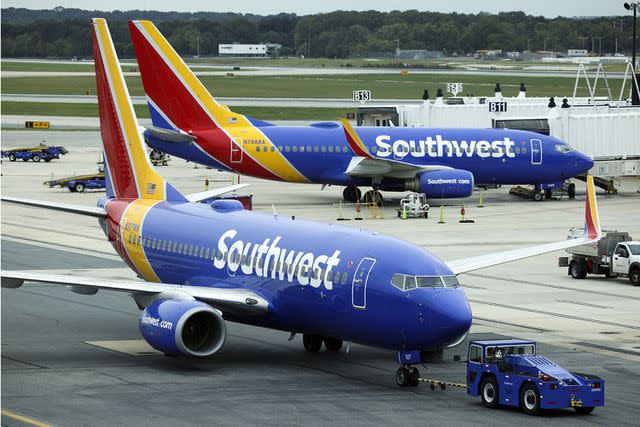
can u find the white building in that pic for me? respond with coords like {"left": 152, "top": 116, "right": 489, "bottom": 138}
{"left": 218, "top": 43, "right": 281, "bottom": 57}
{"left": 568, "top": 49, "right": 588, "bottom": 57}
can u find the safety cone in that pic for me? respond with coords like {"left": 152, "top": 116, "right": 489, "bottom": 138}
{"left": 459, "top": 203, "right": 475, "bottom": 223}
{"left": 438, "top": 205, "right": 445, "bottom": 224}
{"left": 355, "top": 200, "right": 363, "bottom": 220}
{"left": 204, "top": 176, "right": 209, "bottom": 191}
{"left": 477, "top": 190, "right": 484, "bottom": 208}
{"left": 337, "top": 200, "right": 350, "bottom": 221}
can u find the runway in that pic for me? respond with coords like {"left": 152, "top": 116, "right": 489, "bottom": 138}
{"left": 2, "top": 129, "right": 640, "bottom": 425}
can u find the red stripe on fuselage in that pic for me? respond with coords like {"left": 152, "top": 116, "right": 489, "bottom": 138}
{"left": 105, "top": 199, "right": 142, "bottom": 276}
{"left": 130, "top": 25, "right": 281, "bottom": 181}
{"left": 342, "top": 127, "right": 370, "bottom": 158}
{"left": 92, "top": 26, "right": 139, "bottom": 199}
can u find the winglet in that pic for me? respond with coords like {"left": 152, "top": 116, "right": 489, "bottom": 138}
{"left": 584, "top": 175, "right": 601, "bottom": 240}
{"left": 340, "top": 118, "right": 372, "bottom": 159}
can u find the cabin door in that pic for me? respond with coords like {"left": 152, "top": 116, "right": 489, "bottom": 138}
{"left": 230, "top": 140, "right": 243, "bottom": 163}
{"left": 530, "top": 139, "right": 542, "bottom": 165}
{"left": 352, "top": 257, "right": 376, "bottom": 310}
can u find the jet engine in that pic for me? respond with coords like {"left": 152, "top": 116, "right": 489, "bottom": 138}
{"left": 405, "top": 169, "right": 474, "bottom": 199}
{"left": 139, "top": 299, "right": 226, "bottom": 357}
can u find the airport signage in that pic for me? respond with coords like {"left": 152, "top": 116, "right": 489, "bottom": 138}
{"left": 25, "top": 121, "right": 50, "bottom": 129}
{"left": 489, "top": 101, "right": 508, "bottom": 112}
{"left": 353, "top": 90, "right": 372, "bottom": 102}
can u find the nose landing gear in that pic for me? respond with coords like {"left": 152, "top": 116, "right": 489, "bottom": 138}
{"left": 396, "top": 364, "right": 420, "bottom": 387}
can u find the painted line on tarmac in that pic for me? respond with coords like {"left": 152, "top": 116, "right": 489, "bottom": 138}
{"left": 2, "top": 220, "right": 107, "bottom": 243}
{"left": 573, "top": 341, "right": 640, "bottom": 357}
{"left": 470, "top": 299, "right": 640, "bottom": 331}
{"left": 556, "top": 299, "right": 612, "bottom": 309}
{"left": 1, "top": 409, "right": 52, "bottom": 427}
{"left": 474, "top": 316, "right": 552, "bottom": 333}
{"left": 468, "top": 272, "right": 640, "bottom": 301}
{"left": 1, "top": 235, "right": 122, "bottom": 261}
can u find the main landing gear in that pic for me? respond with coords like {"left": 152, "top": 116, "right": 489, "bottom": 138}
{"left": 396, "top": 364, "right": 420, "bottom": 387}
{"left": 303, "top": 334, "right": 343, "bottom": 352}
{"left": 342, "top": 185, "right": 383, "bottom": 205}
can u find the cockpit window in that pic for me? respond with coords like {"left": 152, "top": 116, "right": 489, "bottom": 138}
{"left": 416, "top": 276, "right": 443, "bottom": 288}
{"left": 554, "top": 144, "right": 574, "bottom": 153}
{"left": 391, "top": 274, "right": 460, "bottom": 290}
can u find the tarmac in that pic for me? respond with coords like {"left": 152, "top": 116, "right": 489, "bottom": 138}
{"left": 2, "top": 130, "right": 640, "bottom": 426}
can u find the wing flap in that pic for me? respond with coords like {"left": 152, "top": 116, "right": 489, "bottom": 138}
{"left": 185, "top": 184, "right": 250, "bottom": 203}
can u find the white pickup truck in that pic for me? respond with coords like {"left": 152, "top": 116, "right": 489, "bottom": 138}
{"left": 559, "top": 231, "right": 640, "bottom": 286}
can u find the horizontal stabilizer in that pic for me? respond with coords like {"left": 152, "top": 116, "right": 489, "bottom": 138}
{"left": 145, "top": 126, "right": 196, "bottom": 143}
{"left": 1, "top": 197, "right": 106, "bottom": 218}
{"left": 185, "top": 184, "right": 249, "bottom": 203}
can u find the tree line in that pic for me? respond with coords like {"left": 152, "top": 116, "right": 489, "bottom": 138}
{"left": 1, "top": 7, "right": 635, "bottom": 59}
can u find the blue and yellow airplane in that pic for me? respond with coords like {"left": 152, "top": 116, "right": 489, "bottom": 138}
{"left": 1, "top": 19, "right": 602, "bottom": 387}
{"left": 130, "top": 20, "right": 594, "bottom": 204}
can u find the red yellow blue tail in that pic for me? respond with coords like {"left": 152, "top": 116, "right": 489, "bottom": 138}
{"left": 91, "top": 18, "right": 185, "bottom": 202}
{"left": 584, "top": 175, "right": 601, "bottom": 240}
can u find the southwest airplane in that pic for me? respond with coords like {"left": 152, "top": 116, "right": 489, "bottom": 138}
{"left": 1, "top": 19, "right": 602, "bottom": 388}
{"left": 129, "top": 20, "right": 594, "bottom": 204}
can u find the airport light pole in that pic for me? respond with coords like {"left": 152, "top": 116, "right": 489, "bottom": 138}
{"left": 624, "top": 2, "right": 639, "bottom": 104}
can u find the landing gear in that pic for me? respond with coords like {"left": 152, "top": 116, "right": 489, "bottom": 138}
{"left": 324, "top": 337, "right": 343, "bottom": 352}
{"left": 362, "top": 190, "right": 383, "bottom": 206}
{"left": 342, "top": 185, "right": 361, "bottom": 203}
{"left": 303, "top": 334, "right": 323, "bottom": 352}
{"left": 395, "top": 364, "right": 420, "bottom": 387}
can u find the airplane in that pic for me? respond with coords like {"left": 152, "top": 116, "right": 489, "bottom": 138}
{"left": 129, "top": 20, "right": 594, "bottom": 205}
{"left": 1, "top": 18, "right": 602, "bottom": 388}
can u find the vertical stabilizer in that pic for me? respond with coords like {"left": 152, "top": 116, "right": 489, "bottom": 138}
{"left": 91, "top": 18, "right": 185, "bottom": 202}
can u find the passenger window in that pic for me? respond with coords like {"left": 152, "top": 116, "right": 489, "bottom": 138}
{"left": 522, "top": 147, "right": 527, "bottom": 154}
{"left": 515, "top": 147, "right": 520, "bottom": 154}
{"left": 293, "top": 146, "right": 298, "bottom": 152}
{"left": 278, "top": 146, "right": 283, "bottom": 152}
{"left": 327, "top": 270, "right": 333, "bottom": 281}
{"left": 192, "top": 245, "right": 197, "bottom": 256}
{"left": 162, "top": 241, "right": 167, "bottom": 251}
{"left": 314, "top": 269, "right": 319, "bottom": 279}
{"left": 285, "top": 146, "right": 290, "bottom": 152}
{"left": 343, "top": 146, "right": 348, "bottom": 153}
{"left": 299, "top": 146, "right": 305, "bottom": 152}
{"left": 137, "top": 236, "right": 142, "bottom": 245}
{"left": 205, "top": 248, "right": 210, "bottom": 259}
{"left": 256, "top": 146, "right": 261, "bottom": 152}
{"left": 182, "top": 244, "right": 188, "bottom": 255}
{"left": 313, "top": 146, "right": 319, "bottom": 153}
{"left": 321, "top": 146, "right": 326, "bottom": 153}
{"left": 341, "top": 273, "right": 347, "bottom": 285}
{"left": 371, "top": 146, "right": 377, "bottom": 153}
{"left": 307, "top": 146, "right": 312, "bottom": 152}
{"left": 335, "top": 145, "right": 341, "bottom": 152}
{"left": 128, "top": 234, "right": 132, "bottom": 243}
{"left": 328, "top": 146, "right": 334, "bottom": 153}
{"left": 271, "top": 146, "right": 276, "bottom": 152}
{"left": 178, "top": 243, "right": 183, "bottom": 253}
{"left": 152, "top": 239, "right": 157, "bottom": 249}
{"left": 199, "top": 247, "right": 204, "bottom": 258}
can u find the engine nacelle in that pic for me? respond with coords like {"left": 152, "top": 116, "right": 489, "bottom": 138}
{"left": 139, "top": 299, "right": 226, "bottom": 357}
{"left": 406, "top": 169, "right": 474, "bottom": 199}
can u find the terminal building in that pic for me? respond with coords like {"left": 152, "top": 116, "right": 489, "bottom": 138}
{"left": 218, "top": 43, "right": 281, "bottom": 57}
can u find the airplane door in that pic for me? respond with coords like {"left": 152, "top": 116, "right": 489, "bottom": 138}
{"left": 230, "top": 140, "right": 243, "bottom": 163}
{"left": 352, "top": 257, "right": 376, "bottom": 310}
{"left": 530, "top": 139, "right": 542, "bottom": 165}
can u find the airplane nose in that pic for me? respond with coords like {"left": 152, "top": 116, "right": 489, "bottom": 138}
{"left": 575, "top": 153, "right": 594, "bottom": 174}
{"left": 427, "top": 290, "right": 472, "bottom": 348}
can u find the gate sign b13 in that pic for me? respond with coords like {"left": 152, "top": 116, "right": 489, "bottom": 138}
{"left": 353, "top": 90, "right": 372, "bottom": 102}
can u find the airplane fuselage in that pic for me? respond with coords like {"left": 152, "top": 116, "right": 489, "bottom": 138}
{"left": 99, "top": 196, "right": 472, "bottom": 351}
{"left": 146, "top": 124, "right": 593, "bottom": 189}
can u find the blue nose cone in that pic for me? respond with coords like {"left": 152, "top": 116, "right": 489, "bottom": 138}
{"left": 427, "top": 290, "right": 472, "bottom": 348}
{"left": 575, "top": 153, "right": 594, "bottom": 174}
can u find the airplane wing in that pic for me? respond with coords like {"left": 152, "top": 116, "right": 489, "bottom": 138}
{"left": 1, "top": 196, "right": 107, "bottom": 217}
{"left": 446, "top": 175, "right": 602, "bottom": 275}
{"left": 1, "top": 270, "right": 269, "bottom": 316}
{"left": 185, "top": 184, "right": 250, "bottom": 203}
{"left": 340, "top": 119, "right": 450, "bottom": 179}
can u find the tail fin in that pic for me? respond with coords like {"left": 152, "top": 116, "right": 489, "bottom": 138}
{"left": 584, "top": 175, "right": 601, "bottom": 240}
{"left": 129, "top": 20, "right": 245, "bottom": 132}
{"left": 91, "top": 18, "right": 185, "bottom": 202}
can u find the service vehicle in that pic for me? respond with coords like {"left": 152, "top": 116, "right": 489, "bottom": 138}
{"left": 396, "top": 193, "right": 429, "bottom": 218}
{"left": 149, "top": 148, "right": 171, "bottom": 166}
{"left": 467, "top": 339, "right": 604, "bottom": 415}
{"left": 559, "top": 230, "right": 639, "bottom": 285}
{"left": 44, "top": 173, "right": 106, "bottom": 193}
{"left": 1, "top": 144, "right": 68, "bottom": 162}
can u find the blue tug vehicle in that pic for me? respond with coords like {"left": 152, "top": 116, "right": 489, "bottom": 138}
{"left": 467, "top": 340, "right": 604, "bottom": 415}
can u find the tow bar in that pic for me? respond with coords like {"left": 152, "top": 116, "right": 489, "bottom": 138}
{"left": 419, "top": 377, "right": 467, "bottom": 391}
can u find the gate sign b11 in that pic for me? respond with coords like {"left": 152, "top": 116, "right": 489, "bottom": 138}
{"left": 353, "top": 90, "right": 372, "bottom": 102}
{"left": 489, "top": 101, "right": 508, "bottom": 112}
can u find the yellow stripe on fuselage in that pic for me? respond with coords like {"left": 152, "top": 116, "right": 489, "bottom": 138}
{"left": 586, "top": 175, "right": 599, "bottom": 231}
{"left": 137, "top": 21, "right": 309, "bottom": 183}
{"left": 95, "top": 19, "right": 165, "bottom": 199}
{"left": 121, "top": 199, "right": 162, "bottom": 282}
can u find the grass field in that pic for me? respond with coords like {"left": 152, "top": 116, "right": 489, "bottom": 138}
{"left": 1, "top": 101, "right": 354, "bottom": 121}
{"left": 1, "top": 61, "right": 140, "bottom": 73}
{"left": 1, "top": 72, "right": 620, "bottom": 99}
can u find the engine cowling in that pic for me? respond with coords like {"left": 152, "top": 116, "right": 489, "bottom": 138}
{"left": 407, "top": 169, "right": 474, "bottom": 199}
{"left": 139, "top": 299, "right": 226, "bottom": 357}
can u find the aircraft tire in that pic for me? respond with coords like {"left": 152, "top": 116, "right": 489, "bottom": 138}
{"left": 408, "top": 367, "right": 420, "bottom": 387}
{"left": 324, "top": 337, "right": 343, "bottom": 352}
{"left": 303, "top": 334, "right": 323, "bottom": 352}
{"left": 343, "top": 185, "right": 361, "bottom": 203}
{"left": 396, "top": 366, "right": 411, "bottom": 387}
